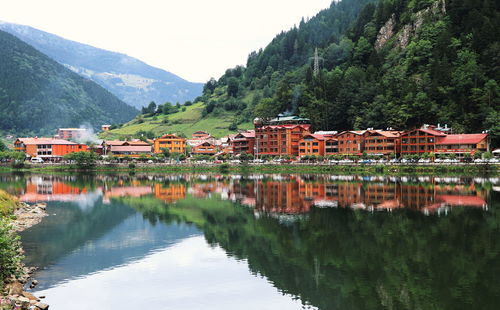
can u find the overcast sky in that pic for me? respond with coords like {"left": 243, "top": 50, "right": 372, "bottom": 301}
{"left": 1, "top": 0, "right": 333, "bottom": 83}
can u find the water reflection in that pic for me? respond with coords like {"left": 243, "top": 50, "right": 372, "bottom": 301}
{"left": 4, "top": 174, "right": 495, "bottom": 216}
{"left": 1, "top": 173, "right": 498, "bottom": 310}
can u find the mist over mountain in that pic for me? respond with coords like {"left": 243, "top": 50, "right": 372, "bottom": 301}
{"left": 0, "top": 22, "right": 203, "bottom": 109}
{"left": 0, "top": 29, "right": 138, "bottom": 136}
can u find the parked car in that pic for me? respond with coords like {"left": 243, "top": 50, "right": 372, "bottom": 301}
{"left": 434, "top": 158, "right": 444, "bottom": 163}
{"left": 489, "top": 158, "right": 499, "bottom": 163}
{"left": 230, "top": 160, "right": 242, "bottom": 164}
{"left": 253, "top": 159, "right": 265, "bottom": 163}
{"left": 146, "top": 160, "right": 154, "bottom": 164}
{"left": 418, "top": 159, "right": 430, "bottom": 163}
{"left": 30, "top": 157, "right": 44, "bottom": 163}
{"left": 389, "top": 158, "right": 399, "bottom": 163}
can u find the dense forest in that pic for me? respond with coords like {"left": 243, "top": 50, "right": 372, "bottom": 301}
{"left": 197, "top": 0, "right": 500, "bottom": 145}
{"left": 0, "top": 30, "right": 138, "bottom": 136}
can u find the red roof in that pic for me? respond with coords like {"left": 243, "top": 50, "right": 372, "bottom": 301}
{"left": 368, "top": 130, "right": 402, "bottom": 138}
{"left": 17, "top": 138, "right": 78, "bottom": 145}
{"left": 104, "top": 140, "right": 151, "bottom": 146}
{"left": 110, "top": 145, "right": 152, "bottom": 152}
{"left": 402, "top": 128, "right": 446, "bottom": 137}
{"left": 436, "top": 134, "right": 488, "bottom": 145}
{"left": 240, "top": 130, "right": 255, "bottom": 138}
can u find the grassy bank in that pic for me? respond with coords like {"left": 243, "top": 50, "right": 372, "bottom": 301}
{"left": 1, "top": 163, "right": 498, "bottom": 176}
{"left": 0, "top": 190, "right": 22, "bottom": 293}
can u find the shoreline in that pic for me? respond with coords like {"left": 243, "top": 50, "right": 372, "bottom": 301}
{"left": 1, "top": 197, "right": 49, "bottom": 310}
{"left": 0, "top": 162, "right": 498, "bottom": 176}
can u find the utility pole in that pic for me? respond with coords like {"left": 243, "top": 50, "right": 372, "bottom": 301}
{"left": 310, "top": 48, "right": 323, "bottom": 77}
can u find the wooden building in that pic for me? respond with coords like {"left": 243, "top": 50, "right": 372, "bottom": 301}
{"left": 102, "top": 140, "right": 152, "bottom": 157}
{"left": 435, "top": 134, "right": 489, "bottom": 155}
{"left": 299, "top": 134, "right": 326, "bottom": 157}
{"left": 400, "top": 125, "right": 447, "bottom": 155}
{"left": 192, "top": 141, "right": 218, "bottom": 155}
{"left": 254, "top": 115, "right": 311, "bottom": 158}
{"left": 191, "top": 131, "right": 212, "bottom": 140}
{"left": 153, "top": 134, "right": 186, "bottom": 154}
{"left": 231, "top": 130, "right": 255, "bottom": 155}
{"left": 14, "top": 137, "right": 88, "bottom": 160}
{"left": 364, "top": 130, "right": 402, "bottom": 156}
{"left": 336, "top": 131, "right": 368, "bottom": 155}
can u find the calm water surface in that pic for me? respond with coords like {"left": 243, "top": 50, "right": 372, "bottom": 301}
{"left": 2, "top": 173, "right": 499, "bottom": 310}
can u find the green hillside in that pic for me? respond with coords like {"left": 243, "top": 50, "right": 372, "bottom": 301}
{"left": 100, "top": 102, "right": 252, "bottom": 139}
{"left": 0, "top": 30, "right": 138, "bottom": 136}
{"left": 197, "top": 0, "right": 500, "bottom": 145}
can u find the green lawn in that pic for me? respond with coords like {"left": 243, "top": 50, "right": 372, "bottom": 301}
{"left": 100, "top": 102, "right": 253, "bottom": 139}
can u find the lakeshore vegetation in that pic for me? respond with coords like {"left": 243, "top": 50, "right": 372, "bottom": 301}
{"left": 0, "top": 190, "right": 22, "bottom": 292}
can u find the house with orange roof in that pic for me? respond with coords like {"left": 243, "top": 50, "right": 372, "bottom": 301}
{"left": 102, "top": 139, "right": 152, "bottom": 157}
{"left": 191, "top": 131, "right": 213, "bottom": 140}
{"left": 254, "top": 115, "right": 312, "bottom": 157}
{"left": 336, "top": 130, "right": 368, "bottom": 155}
{"left": 299, "top": 134, "right": 326, "bottom": 157}
{"left": 192, "top": 141, "right": 218, "bottom": 155}
{"left": 231, "top": 130, "right": 255, "bottom": 155}
{"left": 153, "top": 134, "right": 186, "bottom": 154}
{"left": 434, "top": 133, "right": 489, "bottom": 155}
{"left": 364, "top": 130, "right": 403, "bottom": 156}
{"left": 14, "top": 137, "right": 88, "bottom": 160}
{"left": 400, "top": 125, "right": 447, "bottom": 155}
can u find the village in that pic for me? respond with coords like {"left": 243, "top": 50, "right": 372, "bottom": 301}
{"left": 8, "top": 114, "right": 498, "bottom": 165}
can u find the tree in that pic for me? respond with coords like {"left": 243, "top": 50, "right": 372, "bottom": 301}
{"left": 227, "top": 77, "right": 240, "bottom": 97}
{"left": 161, "top": 147, "right": 170, "bottom": 158}
{"left": 63, "top": 151, "right": 98, "bottom": 169}
{"left": 0, "top": 140, "right": 7, "bottom": 152}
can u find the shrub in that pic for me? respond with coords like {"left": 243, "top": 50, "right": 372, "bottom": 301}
{"left": 0, "top": 218, "right": 23, "bottom": 291}
{"left": 128, "top": 163, "right": 136, "bottom": 169}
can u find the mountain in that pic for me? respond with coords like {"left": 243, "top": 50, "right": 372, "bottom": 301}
{"left": 0, "top": 29, "right": 138, "bottom": 136}
{"left": 0, "top": 22, "right": 203, "bottom": 109}
{"left": 194, "top": 0, "right": 499, "bottom": 145}
{"left": 104, "top": 0, "right": 377, "bottom": 137}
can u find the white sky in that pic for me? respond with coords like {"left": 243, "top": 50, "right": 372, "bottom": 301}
{"left": 1, "top": 0, "right": 333, "bottom": 83}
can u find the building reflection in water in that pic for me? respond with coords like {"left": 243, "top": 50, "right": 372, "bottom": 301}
{"left": 12, "top": 174, "right": 492, "bottom": 216}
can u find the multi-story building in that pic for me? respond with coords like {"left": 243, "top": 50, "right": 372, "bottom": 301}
{"left": 192, "top": 141, "right": 218, "bottom": 155}
{"left": 364, "top": 130, "right": 402, "bottom": 156}
{"left": 299, "top": 134, "right": 326, "bottom": 157}
{"left": 400, "top": 125, "right": 446, "bottom": 155}
{"left": 55, "top": 128, "right": 88, "bottom": 140}
{"left": 153, "top": 134, "right": 186, "bottom": 154}
{"left": 254, "top": 115, "right": 311, "bottom": 157}
{"left": 14, "top": 137, "right": 88, "bottom": 160}
{"left": 435, "top": 134, "right": 489, "bottom": 155}
{"left": 325, "top": 137, "right": 339, "bottom": 155}
{"left": 102, "top": 140, "right": 152, "bottom": 157}
{"left": 336, "top": 131, "right": 368, "bottom": 155}
{"left": 231, "top": 130, "right": 255, "bottom": 155}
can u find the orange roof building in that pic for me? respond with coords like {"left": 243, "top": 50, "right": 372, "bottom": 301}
{"left": 299, "top": 134, "right": 326, "bottom": 157}
{"left": 102, "top": 140, "right": 152, "bottom": 157}
{"left": 14, "top": 137, "right": 88, "bottom": 160}
{"left": 435, "top": 133, "right": 489, "bottom": 154}
{"left": 153, "top": 134, "right": 186, "bottom": 154}
{"left": 192, "top": 141, "right": 218, "bottom": 155}
{"left": 364, "top": 130, "right": 402, "bottom": 156}
{"left": 336, "top": 131, "right": 368, "bottom": 155}
{"left": 231, "top": 130, "right": 256, "bottom": 155}
{"left": 254, "top": 116, "right": 312, "bottom": 158}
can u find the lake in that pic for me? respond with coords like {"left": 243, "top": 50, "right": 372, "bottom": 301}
{"left": 2, "top": 173, "right": 499, "bottom": 310}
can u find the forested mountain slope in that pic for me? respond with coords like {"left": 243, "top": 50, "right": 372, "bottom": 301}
{"left": 0, "top": 30, "right": 138, "bottom": 136}
{"left": 0, "top": 22, "right": 203, "bottom": 109}
{"left": 197, "top": 0, "right": 499, "bottom": 144}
